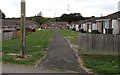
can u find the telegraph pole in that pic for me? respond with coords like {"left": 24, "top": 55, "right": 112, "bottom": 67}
{"left": 21, "top": 0, "right": 26, "bottom": 58}
{"left": 67, "top": 0, "right": 70, "bottom": 14}
{"left": 68, "top": 4, "right": 70, "bottom": 14}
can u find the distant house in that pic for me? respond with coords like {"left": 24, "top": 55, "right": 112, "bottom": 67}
{"left": 2, "top": 19, "right": 38, "bottom": 31}
{"left": 42, "top": 22, "right": 68, "bottom": 29}
{"left": 79, "top": 11, "right": 120, "bottom": 34}
{"left": 106, "top": 11, "right": 120, "bottom": 34}
{"left": 96, "top": 11, "right": 120, "bottom": 34}
{"left": 95, "top": 17, "right": 110, "bottom": 34}
{"left": 79, "top": 18, "right": 100, "bottom": 33}
{"left": 2, "top": 19, "right": 38, "bottom": 40}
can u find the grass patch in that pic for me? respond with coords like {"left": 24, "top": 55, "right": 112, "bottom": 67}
{"left": 59, "top": 29, "right": 79, "bottom": 45}
{"left": 66, "top": 38, "right": 78, "bottom": 45}
{"left": 59, "top": 29, "right": 80, "bottom": 37}
{"left": 2, "top": 30, "right": 54, "bottom": 65}
{"left": 82, "top": 55, "right": 120, "bottom": 74}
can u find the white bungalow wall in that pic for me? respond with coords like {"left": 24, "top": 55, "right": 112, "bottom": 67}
{"left": 88, "top": 25, "right": 92, "bottom": 32}
{"left": 83, "top": 23, "right": 87, "bottom": 31}
{"left": 112, "top": 20, "right": 119, "bottom": 34}
{"left": 104, "top": 20, "right": 110, "bottom": 29}
{"left": 92, "top": 23, "right": 98, "bottom": 30}
{"left": 75, "top": 24, "right": 79, "bottom": 31}
{"left": 72, "top": 24, "right": 75, "bottom": 29}
{"left": 87, "top": 22, "right": 92, "bottom": 33}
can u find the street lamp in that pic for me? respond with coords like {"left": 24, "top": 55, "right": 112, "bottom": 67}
{"left": 21, "top": 0, "right": 26, "bottom": 58}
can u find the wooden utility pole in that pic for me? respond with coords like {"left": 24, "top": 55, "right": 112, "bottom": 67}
{"left": 21, "top": 0, "right": 26, "bottom": 58}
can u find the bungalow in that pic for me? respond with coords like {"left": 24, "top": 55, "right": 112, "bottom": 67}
{"left": 79, "top": 18, "right": 100, "bottom": 33}
{"left": 107, "top": 11, "right": 120, "bottom": 34}
{"left": 97, "top": 11, "right": 120, "bottom": 34}
{"left": 2, "top": 19, "right": 38, "bottom": 30}
{"left": 96, "top": 18, "right": 111, "bottom": 34}
{"left": 79, "top": 11, "right": 120, "bottom": 34}
{"left": 2, "top": 19, "right": 38, "bottom": 40}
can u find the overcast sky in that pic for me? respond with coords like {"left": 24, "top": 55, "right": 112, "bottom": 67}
{"left": 0, "top": 0, "right": 120, "bottom": 18}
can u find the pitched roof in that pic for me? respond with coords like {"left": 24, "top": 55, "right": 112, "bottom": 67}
{"left": 79, "top": 11, "right": 120, "bottom": 24}
{"left": 104, "top": 11, "right": 120, "bottom": 19}
{"left": 2, "top": 19, "right": 38, "bottom": 28}
{"left": 44, "top": 22, "right": 68, "bottom": 25}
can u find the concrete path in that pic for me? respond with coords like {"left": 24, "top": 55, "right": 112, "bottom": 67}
{"left": 38, "top": 30, "right": 86, "bottom": 73}
{"left": 2, "top": 64, "right": 65, "bottom": 73}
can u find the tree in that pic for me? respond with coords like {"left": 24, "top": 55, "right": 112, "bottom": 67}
{"left": 59, "top": 13, "right": 85, "bottom": 24}
{"left": 0, "top": 10, "right": 6, "bottom": 19}
{"left": 2, "top": 12, "right": 6, "bottom": 19}
{"left": 33, "top": 16, "right": 47, "bottom": 26}
{"left": 33, "top": 12, "right": 48, "bottom": 26}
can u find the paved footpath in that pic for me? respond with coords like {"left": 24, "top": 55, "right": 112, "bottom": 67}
{"left": 38, "top": 30, "right": 86, "bottom": 73}
{"left": 2, "top": 64, "right": 65, "bottom": 73}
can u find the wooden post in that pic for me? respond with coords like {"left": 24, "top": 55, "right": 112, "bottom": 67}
{"left": 21, "top": 0, "right": 26, "bottom": 58}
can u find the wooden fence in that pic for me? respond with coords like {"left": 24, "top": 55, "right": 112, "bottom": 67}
{"left": 2, "top": 31, "right": 16, "bottom": 40}
{"left": 2, "top": 29, "right": 37, "bottom": 40}
{"left": 78, "top": 34, "right": 120, "bottom": 55}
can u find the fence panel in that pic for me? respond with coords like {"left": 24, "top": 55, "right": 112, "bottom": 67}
{"left": 79, "top": 34, "right": 120, "bottom": 55}
{"left": 2, "top": 31, "right": 16, "bottom": 40}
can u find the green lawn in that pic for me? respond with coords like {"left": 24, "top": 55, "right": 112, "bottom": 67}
{"left": 2, "top": 30, "right": 54, "bottom": 65}
{"left": 59, "top": 29, "right": 80, "bottom": 37}
{"left": 82, "top": 55, "right": 120, "bottom": 74}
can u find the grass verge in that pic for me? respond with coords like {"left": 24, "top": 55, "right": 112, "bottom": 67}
{"left": 66, "top": 38, "right": 78, "bottom": 45}
{"left": 59, "top": 29, "right": 80, "bottom": 37}
{"left": 2, "top": 30, "right": 54, "bottom": 65}
{"left": 81, "top": 55, "right": 119, "bottom": 74}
